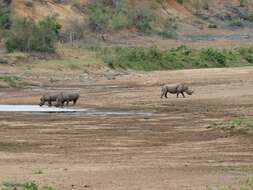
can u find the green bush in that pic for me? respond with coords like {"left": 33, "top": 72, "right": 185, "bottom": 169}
{"left": 92, "top": 45, "right": 253, "bottom": 71}
{"left": 0, "top": 75, "right": 19, "bottom": 86}
{"left": 239, "top": 0, "right": 248, "bottom": 7}
{"left": 31, "top": 17, "right": 61, "bottom": 52}
{"left": 159, "top": 30, "right": 178, "bottom": 39}
{"left": 200, "top": 48, "right": 226, "bottom": 66}
{"left": 229, "top": 19, "right": 243, "bottom": 27}
{"left": 5, "top": 17, "right": 61, "bottom": 53}
{"left": 159, "top": 17, "right": 178, "bottom": 39}
{"left": 87, "top": 3, "right": 113, "bottom": 33}
{"left": 86, "top": 0, "right": 155, "bottom": 33}
{"left": 72, "top": 0, "right": 81, "bottom": 9}
{"left": 225, "top": 118, "right": 253, "bottom": 130}
{"left": 95, "top": 45, "right": 199, "bottom": 71}
{"left": 129, "top": 8, "right": 154, "bottom": 33}
{"left": 0, "top": 0, "right": 11, "bottom": 29}
{"left": 110, "top": 11, "right": 131, "bottom": 30}
{"left": 238, "top": 47, "right": 253, "bottom": 63}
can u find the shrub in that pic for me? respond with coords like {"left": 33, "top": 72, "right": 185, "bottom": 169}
{"left": 242, "top": 10, "right": 253, "bottom": 22}
{"left": 0, "top": 75, "right": 19, "bottom": 86}
{"left": 5, "top": 17, "right": 61, "bottom": 53}
{"left": 200, "top": 48, "right": 226, "bottom": 66}
{"left": 94, "top": 45, "right": 253, "bottom": 71}
{"left": 239, "top": 0, "right": 248, "bottom": 7}
{"left": 32, "top": 17, "right": 61, "bottom": 52}
{"left": 238, "top": 47, "right": 253, "bottom": 63}
{"left": 86, "top": 3, "right": 111, "bottom": 33}
{"left": 0, "top": 0, "right": 11, "bottom": 29}
{"left": 159, "top": 30, "right": 178, "bottom": 39}
{"left": 86, "top": 0, "right": 155, "bottom": 33}
{"left": 159, "top": 17, "right": 178, "bottom": 39}
{"left": 110, "top": 11, "right": 131, "bottom": 30}
{"left": 129, "top": 8, "right": 154, "bottom": 32}
{"left": 229, "top": 19, "right": 243, "bottom": 27}
{"left": 5, "top": 18, "right": 35, "bottom": 52}
{"left": 191, "top": 0, "right": 209, "bottom": 15}
{"left": 72, "top": 0, "right": 81, "bottom": 9}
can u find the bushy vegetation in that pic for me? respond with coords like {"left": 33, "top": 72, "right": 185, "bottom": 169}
{"left": 0, "top": 0, "right": 11, "bottom": 30}
{"left": 239, "top": 0, "right": 249, "bottom": 7}
{"left": 71, "top": 0, "right": 81, "bottom": 9}
{"left": 0, "top": 1, "right": 60, "bottom": 53}
{"left": 244, "top": 11, "right": 253, "bottom": 21}
{"left": 86, "top": 0, "right": 161, "bottom": 34}
{"left": 86, "top": 0, "right": 179, "bottom": 38}
{"left": 93, "top": 45, "right": 253, "bottom": 71}
{"left": 191, "top": 0, "right": 209, "bottom": 15}
{"left": 229, "top": 19, "right": 243, "bottom": 27}
{"left": 0, "top": 75, "right": 20, "bottom": 87}
{"left": 226, "top": 118, "right": 253, "bottom": 130}
{"left": 158, "top": 17, "right": 178, "bottom": 39}
{"left": 0, "top": 182, "right": 55, "bottom": 190}
{"left": 237, "top": 47, "right": 253, "bottom": 63}
{"left": 200, "top": 48, "right": 226, "bottom": 65}
{"left": 5, "top": 17, "right": 61, "bottom": 53}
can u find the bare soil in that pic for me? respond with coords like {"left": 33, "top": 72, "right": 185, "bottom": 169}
{"left": 0, "top": 67, "right": 253, "bottom": 190}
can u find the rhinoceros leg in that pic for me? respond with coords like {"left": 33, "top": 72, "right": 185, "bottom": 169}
{"left": 56, "top": 99, "right": 63, "bottom": 107}
{"left": 181, "top": 92, "right": 185, "bottom": 98}
{"left": 165, "top": 91, "right": 169, "bottom": 98}
{"left": 73, "top": 99, "right": 77, "bottom": 105}
{"left": 160, "top": 90, "right": 165, "bottom": 98}
{"left": 48, "top": 100, "right": 52, "bottom": 107}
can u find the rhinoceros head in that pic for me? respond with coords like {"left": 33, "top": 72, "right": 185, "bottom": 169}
{"left": 186, "top": 89, "right": 194, "bottom": 95}
{"left": 39, "top": 95, "right": 46, "bottom": 106}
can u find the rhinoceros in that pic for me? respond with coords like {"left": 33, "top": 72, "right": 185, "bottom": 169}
{"left": 55, "top": 92, "right": 79, "bottom": 107}
{"left": 161, "top": 83, "right": 194, "bottom": 98}
{"left": 39, "top": 93, "right": 59, "bottom": 107}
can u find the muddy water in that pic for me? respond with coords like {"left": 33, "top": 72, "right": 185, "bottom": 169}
{"left": 0, "top": 104, "right": 152, "bottom": 116}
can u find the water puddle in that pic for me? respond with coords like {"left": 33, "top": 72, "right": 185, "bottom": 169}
{"left": 0, "top": 105, "right": 86, "bottom": 113}
{"left": 0, "top": 105, "right": 152, "bottom": 117}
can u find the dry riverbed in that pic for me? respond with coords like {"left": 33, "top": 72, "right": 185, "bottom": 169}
{"left": 0, "top": 67, "right": 253, "bottom": 190}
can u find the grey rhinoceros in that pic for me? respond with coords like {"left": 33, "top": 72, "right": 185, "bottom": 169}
{"left": 161, "top": 83, "right": 194, "bottom": 98}
{"left": 55, "top": 92, "right": 79, "bottom": 107}
{"left": 39, "top": 93, "right": 59, "bottom": 107}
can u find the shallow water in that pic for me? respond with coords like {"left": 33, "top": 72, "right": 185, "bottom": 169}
{"left": 0, "top": 105, "right": 86, "bottom": 113}
{"left": 0, "top": 105, "right": 152, "bottom": 116}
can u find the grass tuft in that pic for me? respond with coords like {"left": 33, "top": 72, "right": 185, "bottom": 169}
{"left": 225, "top": 118, "right": 253, "bottom": 130}
{"left": 0, "top": 75, "right": 20, "bottom": 87}
{"left": 0, "top": 182, "right": 55, "bottom": 190}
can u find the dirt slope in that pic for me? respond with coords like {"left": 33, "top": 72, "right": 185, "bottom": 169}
{"left": 11, "top": 0, "right": 85, "bottom": 27}
{"left": 11, "top": 0, "right": 246, "bottom": 26}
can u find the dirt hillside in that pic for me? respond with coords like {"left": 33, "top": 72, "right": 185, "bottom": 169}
{"left": 11, "top": 0, "right": 247, "bottom": 26}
